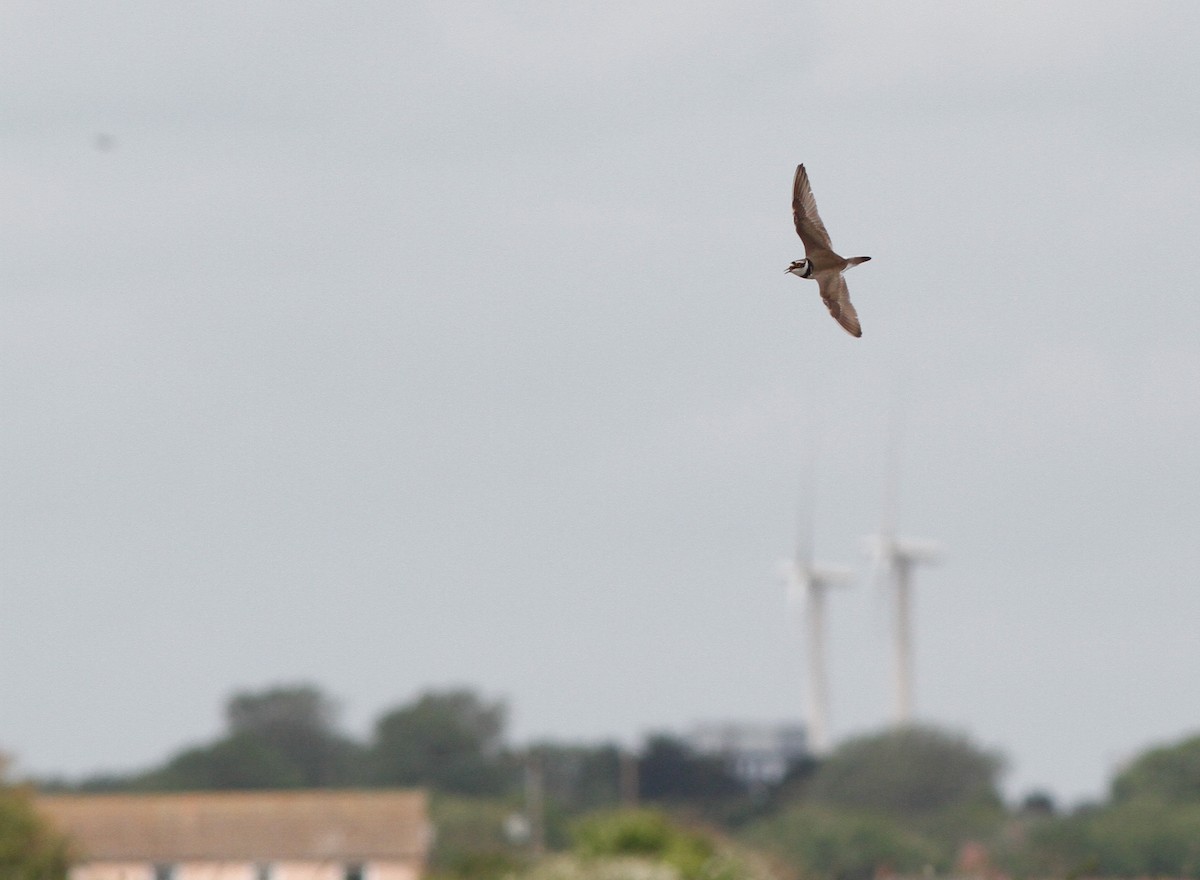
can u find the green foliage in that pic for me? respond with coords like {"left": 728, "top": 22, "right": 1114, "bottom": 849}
{"left": 904, "top": 801, "right": 1005, "bottom": 862}
{"left": 136, "top": 731, "right": 307, "bottom": 790}
{"left": 572, "top": 810, "right": 716, "bottom": 880}
{"left": 740, "top": 804, "right": 942, "bottom": 880}
{"left": 133, "top": 683, "right": 363, "bottom": 790}
{"left": 227, "top": 684, "right": 335, "bottom": 733}
{"left": 520, "top": 855, "right": 679, "bottom": 880}
{"left": 1111, "top": 733, "right": 1200, "bottom": 804}
{"left": 533, "top": 743, "right": 623, "bottom": 813}
{"left": 224, "top": 684, "right": 361, "bottom": 786}
{"left": 1017, "top": 790, "right": 1056, "bottom": 816}
{"left": 784, "top": 726, "right": 1005, "bottom": 872}
{"left": 521, "top": 848, "right": 776, "bottom": 880}
{"left": 59, "top": 684, "right": 519, "bottom": 796}
{"left": 1005, "top": 732, "right": 1200, "bottom": 876}
{"left": 637, "top": 737, "right": 743, "bottom": 804}
{"left": 427, "top": 795, "right": 529, "bottom": 880}
{"left": 1017, "top": 801, "right": 1200, "bottom": 878}
{"left": 808, "top": 726, "right": 1004, "bottom": 817}
{"left": 370, "top": 689, "right": 513, "bottom": 795}
{"left": 528, "top": 744, "right": 627, "bottom": 848}
{"left": 0, "top": 784, "right": 69, "bottom": 879}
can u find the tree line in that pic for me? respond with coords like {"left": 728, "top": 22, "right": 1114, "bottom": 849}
{"left": 54, "top": 683, "right": 748, "bottom": 803}
{"left": 20, "top": 682, "right": 1200, "bottom": 878}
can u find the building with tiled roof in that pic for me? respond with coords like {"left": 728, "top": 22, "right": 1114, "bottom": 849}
{"left": 36, "top": 789, "right": 431, "bottom": 880}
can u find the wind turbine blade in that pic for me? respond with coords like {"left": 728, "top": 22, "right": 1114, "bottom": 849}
{"left": 880, "top": 396, "right": 905, "bottom": 541}
{"left": 793, "top": 435, "right": 819, "bottom": 566}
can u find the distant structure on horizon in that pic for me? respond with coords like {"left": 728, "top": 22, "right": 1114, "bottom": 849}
{"left": 689, "top": 721, "right": 808, "bottom": 787}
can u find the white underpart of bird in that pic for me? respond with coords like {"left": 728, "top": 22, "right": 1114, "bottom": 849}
{"left": 785, "top": 164, "right": 871, "bottom": 338}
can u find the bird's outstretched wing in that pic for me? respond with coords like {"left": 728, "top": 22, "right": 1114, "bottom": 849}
{"left": 792, "top": 164, "right": 834, "bottom": 256}
{"left": 817, "top": 272, "right": 862, "bottom": 337}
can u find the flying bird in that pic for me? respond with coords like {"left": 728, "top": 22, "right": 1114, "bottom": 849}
{"left": 785, "top": 164, "right": 871, "bottom": 337}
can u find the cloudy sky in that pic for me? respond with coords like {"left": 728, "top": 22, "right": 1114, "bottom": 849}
{"left": 3, "top": 1, "right": 1200, "bottom": 804}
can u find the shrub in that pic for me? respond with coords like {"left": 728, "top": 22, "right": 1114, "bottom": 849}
{"left": 0, "top": 784, "right": 70, "bottom": 879}
{"left": 740, "top": 804, "right": 942, "bottom": 880}
{"left": 573, "top": 810, "right": 716, "bottom": 880}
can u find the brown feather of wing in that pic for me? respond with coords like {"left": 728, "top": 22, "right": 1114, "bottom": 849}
{"left": 792, "top": 164, "right": 834, "bottom": 256}
{"left": 816, "top": 272, "right": 862, "bottom": 338}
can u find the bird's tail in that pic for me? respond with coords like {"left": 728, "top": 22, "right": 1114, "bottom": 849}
{"left": 845, "top": 256, "right": 871, "bottom": 270}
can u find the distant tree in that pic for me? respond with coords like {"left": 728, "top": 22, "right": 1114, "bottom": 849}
{"left": 0, "top": 765, "right": 70, "bottom": 879}
{"left": 227, "top": 684, "right": 335, "bottom": 736}
{"left": 138, "top": 732, "right": 306, "bottom": 790}
{"left": 224, "top": 684, "right": 361, "bottom": 786}
{"left": 530, "top": 743, "right": 623, "bottom": 813}
{"left": 69, "top": 774, "right": 137, "bottom": 794}
{"left": 770, "top": 754, "right": 821, "bottom": 804}
{"left": 808, "top": 726, "right": 1004, "bottom": 816}
{"left": 637, "top": 735, "right": 743, "bottom": 802}
{"left": 1018, "top": 802, "right": 1200, "bottom": 878}
{"left": 1019, "top": 790, "right": 1057, "bottom": 816}
{"left": 369, "top": 689, "right": 513, "bottom": 795}
{"left": 131, "top": 683, "right": 363, "bottom": 791}
{"left": 740, "top": 804, "right": 942, "bottom": 880}
{"left": 1111, "top": 733, "right": 1200, "bottom": 804}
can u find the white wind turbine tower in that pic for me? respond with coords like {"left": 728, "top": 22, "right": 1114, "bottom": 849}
{"left": 865, "top": 408, "right": 940, "bottom": 726}
{"left": 782, "top": 506, "right": 852, "bottom": 755}
{"left": 866, "top": 531, "right": 939, "bottom": 725}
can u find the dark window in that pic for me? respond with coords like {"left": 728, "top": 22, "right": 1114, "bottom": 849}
{"left": 256, "top": 864, "right": 273, "bottom": 880}
{"left": 153, "top": 866, "right": 175, "bottom": 880}
{"left": 345, "top": 864, "right": 366, "bottom": 880}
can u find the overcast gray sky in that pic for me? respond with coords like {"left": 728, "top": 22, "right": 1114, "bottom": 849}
{"left": 3, "top": 1, "right": 1200, "bottom": 804}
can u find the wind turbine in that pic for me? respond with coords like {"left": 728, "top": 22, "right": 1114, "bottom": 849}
{"left": 865, "top": 532, "right": 939, "bottom": 725}
{"left": 865, "top": 404, "right": 940, "bottom": 726}
{"left": 783, "top": 552, "right": 852, "bottom": 754}
{"left": 781, "top": 467, "right": 852, "bottom": 756}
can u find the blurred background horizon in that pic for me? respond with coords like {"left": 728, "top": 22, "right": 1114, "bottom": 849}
{"left": 4, "top": 1, "right": 1200, "bottom": 808}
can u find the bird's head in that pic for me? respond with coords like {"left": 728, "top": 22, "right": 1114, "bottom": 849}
{"left": 785, "top": 258, "right": 812, "bottom": 278}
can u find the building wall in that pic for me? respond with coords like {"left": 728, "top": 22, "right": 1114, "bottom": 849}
{"left": 261, "top": 864, "right": 345, "bottom": 880}
{"left": 368, "top": 863, "right": 421, "bottom": 880}
{"left": 70, "top": 865, "right": 154, "bottom": 880}
{"left": 175, "top": 865, "right": 261, "bottom": 880}
{"left": 70, "top": 862, "right": 420, "bottom": 880}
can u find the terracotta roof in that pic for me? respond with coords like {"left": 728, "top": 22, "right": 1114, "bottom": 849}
{"left": 36, "top": 790, "right": 430, "bottom": 863}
